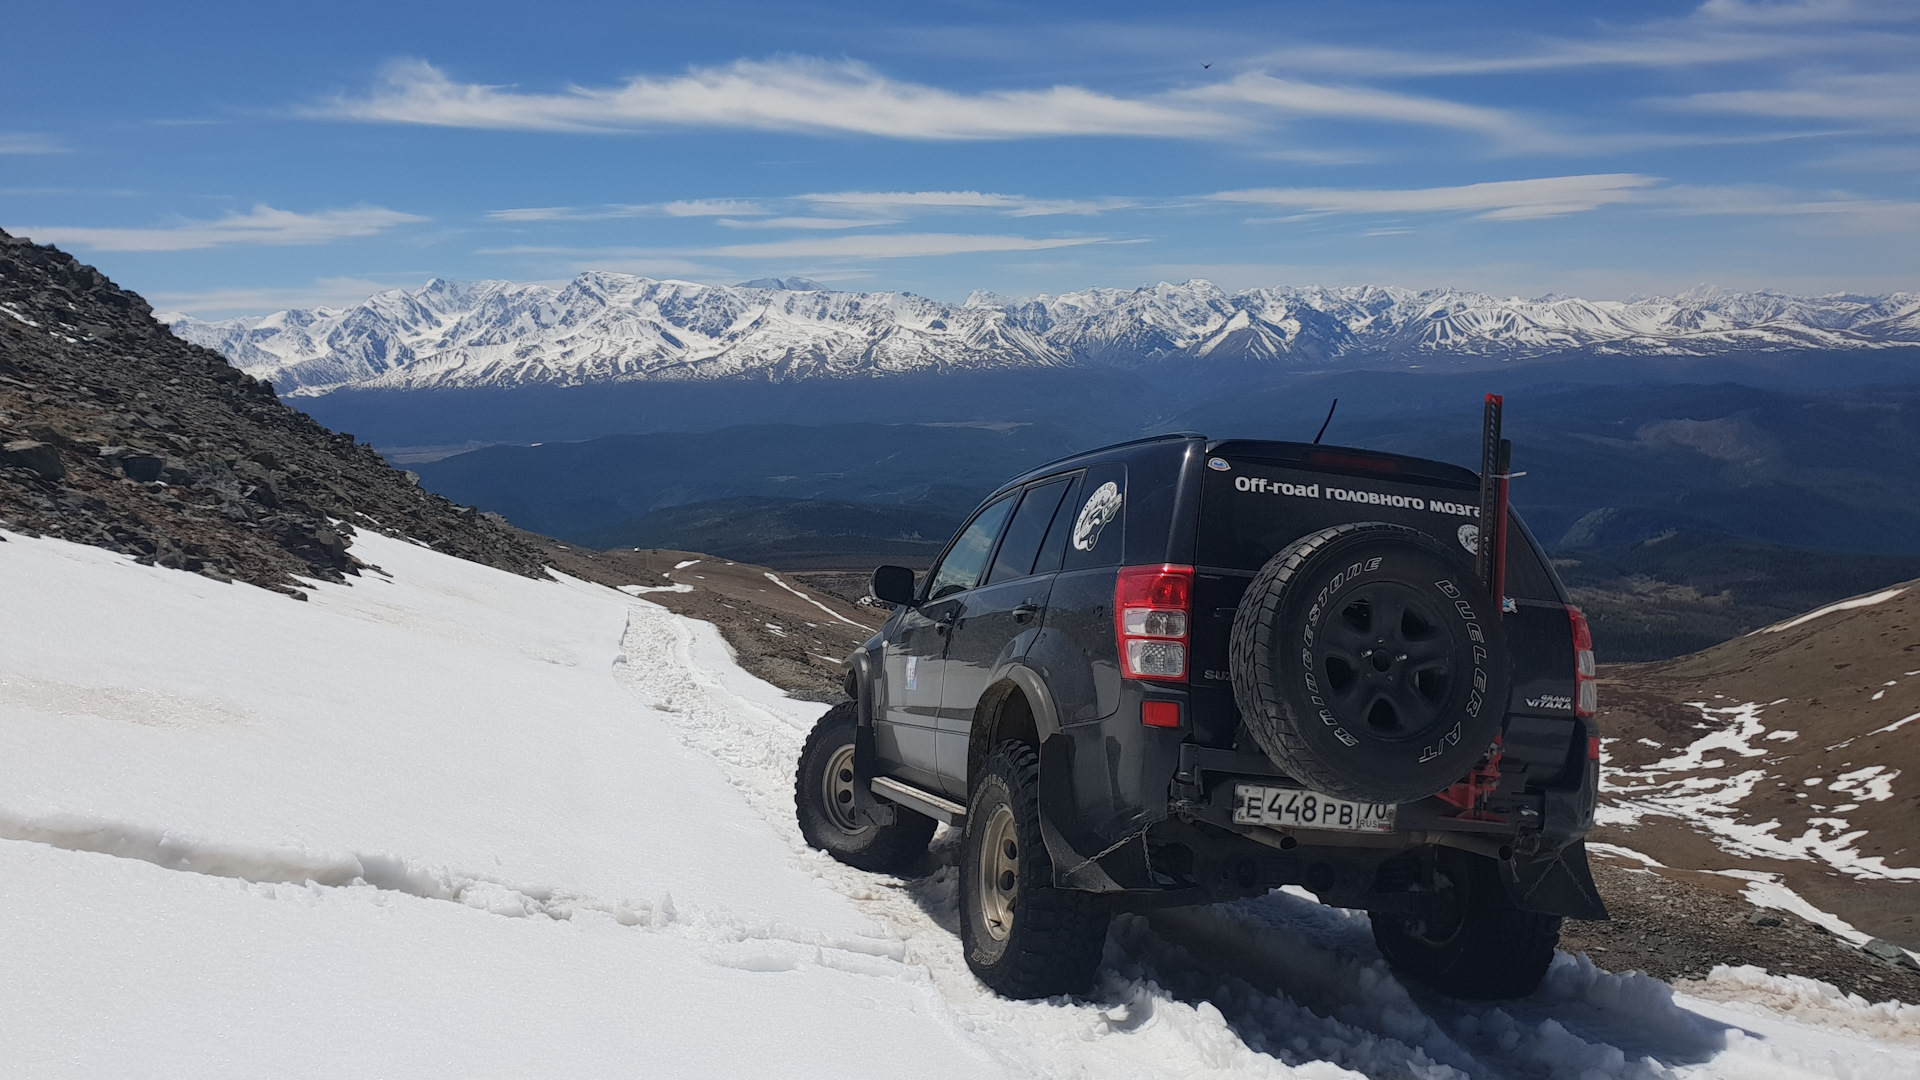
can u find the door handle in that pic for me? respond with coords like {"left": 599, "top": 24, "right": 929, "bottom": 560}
{"left": 1012, "top": 602, "right": 1039, "bottom": 624}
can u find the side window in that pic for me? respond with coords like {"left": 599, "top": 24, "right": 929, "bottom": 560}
{"left": 1032, "top": 473, "right": 1083, "bottom": 577}
{"left": 926, "top": 493, "right": 1017, "bottom": 600}
{"left": 986, "top": 477, "right": 1072, "bottom": 585}
{"left": 1060, "top": 463, "right": 1126, "bottom": 571}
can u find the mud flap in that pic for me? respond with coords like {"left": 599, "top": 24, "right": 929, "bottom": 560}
{"left": 849, "top": 719, "right": 896, "bottom": 827}
{"left": 1038, "top": 734, "right": 1129, "bottom": 892}
{"left": 1511, "top": 840, "right": 1607, "bottom": 920}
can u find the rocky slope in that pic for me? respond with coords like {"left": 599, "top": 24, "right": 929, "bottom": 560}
{"left": 165, "top": 274, "right": 1920, "bottom": 396}
{"left": 0, "top": 229, "right": 546, "bottom": 593}
{"left": 1594, "top": 581, "right": 1920, "bottom": 952}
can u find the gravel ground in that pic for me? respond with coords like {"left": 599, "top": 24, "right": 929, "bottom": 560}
{"left": 1565, "top": 859, "right": 1920, "bottom": 1004}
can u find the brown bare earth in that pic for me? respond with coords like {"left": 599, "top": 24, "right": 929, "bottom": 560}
{"left": 534, "top": 544, "right": 881, "bottom": 701}
{"left": 1564, "top": 855, "right": 1920, "bottom": 1002}
{"left": 1593, "top": 581, "right": 1920, "bottom": 953}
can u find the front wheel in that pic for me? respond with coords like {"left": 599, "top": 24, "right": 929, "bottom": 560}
{"left": 959, "top": 741, "right": 1111, "bottom": 999}
{"left": 795, "top": 702, "right": 934, "bottom": 873}
{"left": 1371, "top": 848, "right": 1561, "bottom": 1000}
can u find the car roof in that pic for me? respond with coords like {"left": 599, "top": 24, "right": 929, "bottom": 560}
{"left": 993, "top": 432, "right": 1201, "bottom": 494}
{"left": 992, "top": 432, "right": 1479, "bottom": 497}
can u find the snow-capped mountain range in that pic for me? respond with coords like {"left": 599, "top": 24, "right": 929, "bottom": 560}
{"left": 163, "top": 274, "right": 1920, "bottom": 397}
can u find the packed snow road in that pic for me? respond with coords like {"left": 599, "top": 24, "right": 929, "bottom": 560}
{"left": 2, "top": 529, "right": 1914, "bottom": 1078}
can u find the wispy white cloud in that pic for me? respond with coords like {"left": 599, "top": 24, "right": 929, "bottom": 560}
{"left": 321, "top": 58, "right": 1238, "bottom": 140}
{"left": 716, "top": 216, "right": 897, "bottom": 230}
{"left": 0, "top": 133, "right": 67, "bottom": 155}
{"left": 487, "top": 199, "right": 768, "bottom": 222}
{"left": 1177, "top": 74, "right": 1531, "bottom": 140}
{"left": 1664, "top": 72, "right": 1920, "bottom": 131}
{"left": 1656, "top": 183, "right": 1920, "bottom": 230}
{"left": 486, "top": 233, "right": 1113, "bottom": 262}
{"left": 700, "top": 232, "right": 1110, "bottom": 260}
{"left": 1211, "top": 174, "right": 1660, "bottom": 221}
{"left": 320, "top": 56, "right": 1570, "bottom": 148}
{"left": 799, "top": 190, "right": 1139, "bottom": 216}
{"left": 661, "top": 199, "right": 771, "bottom": 217}
{"left": 1256, "top": 0, "right": 1916, "bottom": 76}
{"left": 148, "top": 277, "right": 417, "bottom": 319}
{"left": 16, "top": 205, "right": 425, "bottom": 252}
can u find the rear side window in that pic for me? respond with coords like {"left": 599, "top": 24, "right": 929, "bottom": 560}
{"left": 926, "top": 493, "right": 1017, "bottom": 600}
{"left": 986, "top": 477, "right": 1072, "bottom": 585}
{"left": 1060, "top": 463, "right": 1126, "bottom": 572}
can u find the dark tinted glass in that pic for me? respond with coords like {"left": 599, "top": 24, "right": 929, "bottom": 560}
{"left": 926, "top": 493, "right": 1017, "bottom": 600}
{"left": 1032, "top": 473, "right": 1082, "bottom": 577}
{"left": 986, "top": 477, "right": 1072, "bottom": 585}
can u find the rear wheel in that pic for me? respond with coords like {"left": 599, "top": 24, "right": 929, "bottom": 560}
{"left": 1371, "top": 849, "right": 1561, "bottom": 1000}
{"left": 959, "top": 741, "right": 1111, "bottom": 998}
{"left": 795, "top": 702, "right": 935, "bottom": 873}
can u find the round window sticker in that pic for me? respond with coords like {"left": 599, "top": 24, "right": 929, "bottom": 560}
{"left": 1206, "top": 457, "right": 1231, "bottom": 472}
{"left": 1457, "top": 523, "right": 1480, "bottom": 555}
{"left": 1072, "top": 482, "right": 1123, "bottom": 551}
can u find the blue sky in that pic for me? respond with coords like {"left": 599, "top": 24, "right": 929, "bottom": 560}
{"left": 3, "top": 0, "right": 1916, "bottom": 315}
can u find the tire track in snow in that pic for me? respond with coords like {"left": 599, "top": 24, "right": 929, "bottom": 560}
{"left": 0, "top": 808, "right": 920, "bottom": 983}
{"left": 613, "top": 598, "right": 1920, "bottom": 1080}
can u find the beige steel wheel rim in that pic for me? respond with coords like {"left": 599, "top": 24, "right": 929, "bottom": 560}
{"left": 821, "top": 744, "right": 866, "bottom": 834}
{"left": 977, "top": 803, "right": 1020, "bottom": 943}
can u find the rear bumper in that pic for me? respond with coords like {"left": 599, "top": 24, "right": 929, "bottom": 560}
{"left": 1037, "top": 733, "right": 1605, "bottom": 919}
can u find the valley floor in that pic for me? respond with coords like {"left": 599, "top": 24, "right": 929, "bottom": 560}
{"left": 2, "top": 529, "right": 1915, "bottom": 1078}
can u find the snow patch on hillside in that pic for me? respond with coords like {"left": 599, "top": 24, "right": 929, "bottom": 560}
{"left": 1600, "top": 700, "right": 1920, "bottom": 882}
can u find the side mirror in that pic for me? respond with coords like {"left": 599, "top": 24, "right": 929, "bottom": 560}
{"left": 870, "top": 565, "right": 918, "bottom": 607}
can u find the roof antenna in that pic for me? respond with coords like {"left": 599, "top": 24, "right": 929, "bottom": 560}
{"left": 1312, "top": 398, "right": 1338, "bottom": 444}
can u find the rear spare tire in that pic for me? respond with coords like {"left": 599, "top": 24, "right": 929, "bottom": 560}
{"left": 1229, "top": 522, "right": 1510, "bottom": 804}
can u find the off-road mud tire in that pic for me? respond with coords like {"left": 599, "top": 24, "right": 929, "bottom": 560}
{"left": 1371, "top": 849, "right": 1561, "bottom": 999}
{"left": 795, "top": 701, "right": 935, "bottom": 873}
{"left": 960, "top": 741, "right": 1112, "bottom": 999}
{"left": 1230, "top": 522, "right": 1511, "bottom": 804}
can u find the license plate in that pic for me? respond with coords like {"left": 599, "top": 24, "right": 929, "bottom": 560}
{"left": 1232, "top": 784, "right": 1396, "bottom": 833}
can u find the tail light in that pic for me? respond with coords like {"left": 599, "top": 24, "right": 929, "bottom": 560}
{"left": 1115, "top": 564, "right": 1193, "bottom": 683}
{"left": 1567, "top": 605, "right": 1597, "bottom": 718}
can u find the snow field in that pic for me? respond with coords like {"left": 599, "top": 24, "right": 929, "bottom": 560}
{"left": 3, "top": 527, "right": 1915, "bottom": 1078}
{"left": 0, "top": 529, "right": 1003, "bottom": 1078}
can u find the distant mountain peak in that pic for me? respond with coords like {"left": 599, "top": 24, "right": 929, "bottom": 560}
{"left": 165, "top": 272, "right": 1920, "bottom": 397}
{"left": 734, "top": 276, "right": 827, "bottom": 291}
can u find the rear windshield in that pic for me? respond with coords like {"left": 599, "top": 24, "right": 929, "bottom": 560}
{"left": 1197, "top": 459, "right": 1561, "bottom": 602}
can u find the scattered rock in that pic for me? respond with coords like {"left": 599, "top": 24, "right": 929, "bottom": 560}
{"left": 2, "top": 439, "right": 64, "bottom": 480}
{"left": 0, "top": 227, "right": 550, "bottom": 592}
{"left": 1863, "top": 938, "right": 1920, "bottom": 971}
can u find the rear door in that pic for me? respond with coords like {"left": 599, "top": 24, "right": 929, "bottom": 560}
{"left": 878, "top": 492, "right": 1016, "bottom": 790}
{"left": 935, "top": 475, "right": 1075, "bottom": 796}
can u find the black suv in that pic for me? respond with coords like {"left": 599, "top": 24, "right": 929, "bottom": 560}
{"left": 795, "top": 432, "right": 1604, "bottom": 1000}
